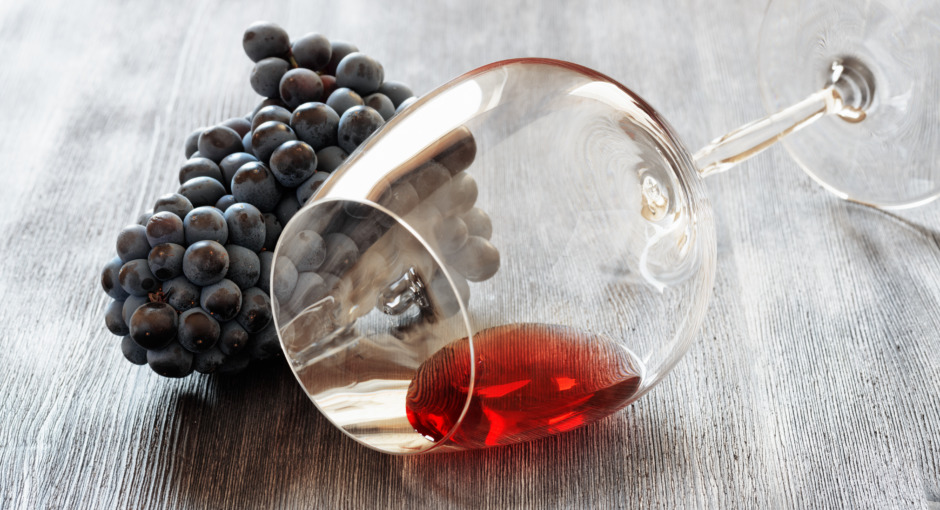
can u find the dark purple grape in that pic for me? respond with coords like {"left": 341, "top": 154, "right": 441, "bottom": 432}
{"left": 435, "top": 215, "right": 469, "bottom": 254}
{"left": 194, "top": 346, "right": 228, "bottom": 374}
{"left": 315, "top": 270, "right": 338, "bottom": 294}
{"left": 335, "top": 53, "right": 384, "bottom": 95}
{"left": 285, "top": 271, "right": 329, "bottom": 311}
{"left": 283, "top": 229, "right": 326, "bottom": 272}
{"left": 119, "top": 259, "right": 158, "bottom": 296}
{"left": 130, "top": 302, "right": 178, "bottom": 349}
{"left": 247, "top": 322, "right": 282, "bottom": 361}
{"left": 231, "top": 161, "right": 281, "bottom": 212}
{"left": 364, "top": 93, "right": 395, "bottom": 120}
{"left": 343, "top": 214, "right": 386, "bottom": 252}
{"left": 427, "top": 267, "right": 470, "bottom": 320}
{"left": 448, "top": 236, "right": 500, "bottom": 282}
{"left": 251, "top": 121, "right": 296, "bottom": 163}
{"left": 184, "top": 128, "right": 203, "bottom": 158}
{"left": 154, "top": 193, "right": 194, "bottom": 220}
{"left": 116, "top": 224, "right": 150, "bottom": 262}
{"left": 250, "top": 57, "right": 290, "bottom": 98}
{"left": 293, "top": 33, "right": 331, "bottom": 71}
{"left": 435, "top": 128, "right": 477, "bottom": 175}
{"left": 251, "top": 105, "right": 292, "bottom": 131}
{"left": 236, "top": 287, "right": 272, "bottom": 333}
{"left": 223, "top": 202, "right": 265, "bottom": 251}
{"left": 225, "top": 244, "right": 261, "bottom": 290}
{"left": 242, "top": 21, "right": 290, "bottom": 62}
{"left": 137, "top": 211, "right": 153, "bottom": 226}
{"left": 433, "top": 171, "right": 478, "bottom": 215}
{"left": 221, "top": 117, "right": 251, "bottom": 138}
{"left": 377, "top": 182, "right": 419, "bottom": 223}
{"left": 147, "top": 243, "right": 185, "bottom": 281}
{"left": 219, "top": 152, "right": 258, "bottom": 189}
{"left": 279, "top": 68, "right": 324, "bottom": 109}
{"left": 147, "top": 342, "right": 194, "bottom": 378}
{"left": 183, "top": 206, "right": 228, "bottom": 245}
{"left": 163, "top": 276, "right": 200, "bottom": 312}
{"left": 272, "top": 257, "right": 297, "bottom": 302}
{"left": 122, "top": 295, "right": 148, "bottom": 325}
{"left": 121, "top": 335, "right": 148, "bottom": 365}
{"left": 258, "top": 251, "right": 274, "bottom": 294}
{"left": 178, "top": 308, "right": 221, "bottom": 353}
{"left": 200, "top": 279, "right": 242, "bottom": 322}
{"left": 325, "top": 87, "right": 363, "bottom": 116}
{"left": 462, "top": 207, "right": 492, "bottom": 239}
{"left": 296, "top": 171, "right": 330, "bottom": 204}
{"left": 216, "top": 352, "right": 250, "bottom": 375}
{"left": 320, "top": 233, "right": 360, "bottom": 276}
{"left": 261, "top": 214, "right": 282, "bottom": 252}
{"left": 145, "top": 211, "right": 184, "bottom": 247}
{"left": 325, "top": 40, "right": 359, "bottom": 75}
{"left": 316, "top": 146, "right": 348, "bottom": 172}
{"left": 179, "top": 157, "right": 223, "bottom": 185}
{"left": 178, "top": 176, "right": 227, "bottom": 208}
{"left": 198, "top": 126, "right": 244, "bottom": 163}
{"left": 377, "top": 81, "right": 414, "bottom": 108}
{"left": 101, "top": 256, "right": 130, "bottom": 300}
{"left": 270, "top": 140, "right": 317, "bottom": 187}
{"left": 183, "top": 240, "right": 229, "bottom": 286}
{"left": 105, "top": 299, "right": 128, "bottom": 336}
{"left": 274, "top": 193, "right": 300, "bottom": 225}
{"left": 343, "top": 201, "right": 376, "bottom": 219}
{"left": 242, "top": 132, "right": 253, "bottom": 156}
{"left": 252, "top": 97, "right": 289, "bottom": 118}
{"left": 290, "top": 102, "right": 339, "bottom": 150}
{"left": 409, "top": 161, "right": 450, "bottom": 199}
{"left": 337, "top": 105, "right": 385, "bottom": 152}
{"left": 215, "top": 194, "right": 237, "bottom": 212}
{"left": 219, "top": 321, "right": 250, "bottom": 355}
{"left": 320, "top": 74, "right": 337, "bottom": 98}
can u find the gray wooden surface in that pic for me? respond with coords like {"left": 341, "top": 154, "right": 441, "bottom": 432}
{"left": 1, "top": 0, "right": 938, "bottom": 508}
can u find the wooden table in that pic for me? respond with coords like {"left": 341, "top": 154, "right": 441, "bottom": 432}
{"left": 2, "top": 0, "right": 938, "bottom": 507}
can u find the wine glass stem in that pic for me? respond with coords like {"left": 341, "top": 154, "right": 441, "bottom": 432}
{"left": 692, "top": 86, "right": 846, "bottom": 177}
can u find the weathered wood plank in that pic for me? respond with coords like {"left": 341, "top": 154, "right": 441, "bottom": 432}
{"left": 0, "top": 0, "right": 938, "bottom": 508}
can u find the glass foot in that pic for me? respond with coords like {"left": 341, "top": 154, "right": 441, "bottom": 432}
{"left": 759, "top": 0, "right": 940, "bottom": 208}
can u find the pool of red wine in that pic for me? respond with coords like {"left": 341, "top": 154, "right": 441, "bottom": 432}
{"left": 405, "top": 323, "right": 643, "bottom": 449}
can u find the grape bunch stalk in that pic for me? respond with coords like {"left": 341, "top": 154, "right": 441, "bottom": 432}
{"left": 100, "top": 21, "right": 418, "bottom": 378}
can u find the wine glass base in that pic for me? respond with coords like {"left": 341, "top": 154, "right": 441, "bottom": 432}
{"left": 758, "top": 0, "right": 940, "bottom": 209}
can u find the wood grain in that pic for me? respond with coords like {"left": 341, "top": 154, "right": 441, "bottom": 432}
{"left": 1, "top": 0, "right": 938, "bottom": 508}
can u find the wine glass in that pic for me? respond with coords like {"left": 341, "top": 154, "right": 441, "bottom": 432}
{"left": 270, "top": 0, "right": 939, "bottom": 454}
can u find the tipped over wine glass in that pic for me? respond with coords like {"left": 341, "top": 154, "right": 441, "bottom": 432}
{"left": 270, "top": 0, "right": 940, "bottom": 454}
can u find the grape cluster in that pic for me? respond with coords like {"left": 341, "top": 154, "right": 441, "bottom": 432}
{"left": 100, "top": 21, "right": 417, "bottom": 378}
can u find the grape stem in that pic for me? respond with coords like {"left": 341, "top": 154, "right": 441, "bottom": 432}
{"left": 148, "top": 289, "right": 170, "bottom": 304}
{"left": 286, "top": 50, "right": 299, "bottom": 70}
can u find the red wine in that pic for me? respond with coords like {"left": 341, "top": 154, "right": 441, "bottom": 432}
{"left": 405, "top": 323, "right": 643, "bottom": 449}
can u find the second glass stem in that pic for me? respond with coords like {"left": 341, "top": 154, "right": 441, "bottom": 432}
{"left": 692, "top": 86, "right": 844, "bottom": 177}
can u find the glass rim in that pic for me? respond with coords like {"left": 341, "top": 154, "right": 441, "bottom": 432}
{"left": 272, "top": 195, "right": 478, "bottom": 455}
{"left": 274, "top": 57, "right": 717, "bottom": 453}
